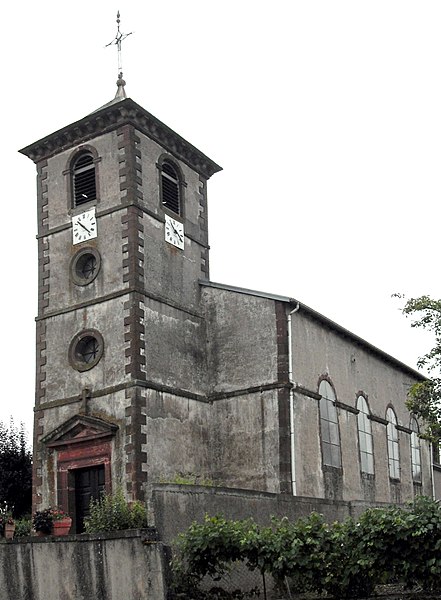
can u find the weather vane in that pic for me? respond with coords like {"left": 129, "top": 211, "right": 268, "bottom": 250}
{"left": 106, "top": 11, "right": 133, "bottom": 81}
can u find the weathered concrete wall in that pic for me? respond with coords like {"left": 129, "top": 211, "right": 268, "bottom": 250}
{"left": 145, "top": 391, "right": 212, "bottom": 483}
{"left": 143, "top": 298, "right": 207, "bottom": 395}
{"left": 209, "top": 392, "right": 281, "bottom": 492}
{"left": 201, "top": 287, "right": 283, "bottom": 492}
{"left": 202, "top": 288, "right": 279, "bottom": 393}
{"left": 150, "top": 483, "right": 392, "bottom": 545}
{"left": 43, "top": 298, "right": 129, "bottom": 402}
{"left": 140, "top": 202, "right": 206, "bottom": 312}
{"left": 0, "top": 530, "right": 167, "bottom": 600}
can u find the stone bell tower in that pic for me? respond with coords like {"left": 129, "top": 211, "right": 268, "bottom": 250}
{"left": 20, "top": 75, "right": 221, "bottom": 531}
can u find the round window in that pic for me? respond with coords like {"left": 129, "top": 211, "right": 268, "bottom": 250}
{"left": 69, "top": 329, "right": 104, "bottom": 371}
{"left": 70, "top": 247, "right": 101, "bottom": 286}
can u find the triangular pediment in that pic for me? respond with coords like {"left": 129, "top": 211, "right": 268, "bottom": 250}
{"left": 42, "top": 414, "right": 118, "bottom": 447}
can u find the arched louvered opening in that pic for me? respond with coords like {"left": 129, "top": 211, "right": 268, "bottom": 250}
{"left": 73, "top": 153, "right": 97, "bottom": 207}
{"left": 161, "top": 161, "right": 180, "bottom": 215}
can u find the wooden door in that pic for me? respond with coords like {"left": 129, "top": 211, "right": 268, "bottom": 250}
{"left": 74, "top": 465, "right": 105, "bottom": 533}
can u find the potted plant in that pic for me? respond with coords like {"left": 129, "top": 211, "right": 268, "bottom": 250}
{"left": 32, "top": 508, "right": 53, "bottom": 536}
{"left": 0, "top": 503, "right": 15, "bottom": 540}
{"left": 32, "top": 507, "right": 73, "bottom": 536}
{"left": 51, "top": 507, "right": 72, "bottom": 536}
{"left": 4, "top": 516, "right": 15, "bottom": 540}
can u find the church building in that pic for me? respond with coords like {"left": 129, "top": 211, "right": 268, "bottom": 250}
{"left": 20, "top": 74, "right": 435, "bottom": 532}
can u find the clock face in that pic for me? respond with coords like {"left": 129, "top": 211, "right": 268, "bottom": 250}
{"left": 164, "top": 214, "right": 184, "bottom": 250}
{"left": 72, "top": 208, "right": 97, "bottom": 245}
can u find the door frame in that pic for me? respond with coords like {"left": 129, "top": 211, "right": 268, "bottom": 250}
{"left": 60, "top": 445, "right": 112, "bottom": 532}
{"left": 43, "top": 415, "right": 117, "bottom": 533}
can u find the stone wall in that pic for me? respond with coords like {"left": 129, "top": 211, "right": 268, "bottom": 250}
{"left": 0, "top": 529, "right": 167, "bottom": 600}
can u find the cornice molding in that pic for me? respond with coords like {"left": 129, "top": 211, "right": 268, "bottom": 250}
{"left": 294, "top": 385, "right": 321, "bottom": 400}
{"left": 35, "top": 284, "right": 204, "bottom": 322}
{"left": 19, "top": 98, "right": 222, "bottom": 180}
{"left": 396, "top": 424, "right": 412, "bottom": 434}
{"left": 368, "top": 414, "right": 388, "bottom": 426}
{"left": 35, "top": 379, "right": 289, "bottom": 412}
{"left": 335, "top": 400, "right": 359, "bottom": 415}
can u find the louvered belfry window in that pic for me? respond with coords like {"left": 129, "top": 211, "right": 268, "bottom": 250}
{"left": 73, "top": 153, "right": 97, "bottom": 206}
{"left": 161, "top": 161, "right": 180, "bottom": 215}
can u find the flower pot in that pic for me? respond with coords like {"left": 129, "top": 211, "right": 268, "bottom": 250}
{"left": 4, "top": 523, "right": 15, "bottom": 540}
{"left": 52, "top": 517, "right": 72, "bottom": 536}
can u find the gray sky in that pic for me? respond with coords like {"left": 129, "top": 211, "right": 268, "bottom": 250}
{"left": 3, "top": 1, "right": 440, "bottom": 435}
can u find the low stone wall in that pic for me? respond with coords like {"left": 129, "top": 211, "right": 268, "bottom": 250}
{"left": 150, "top": 483, "right": 389, "bottom": 544}
{"left": 0, "top": 529, "right": 167, "bottom": 600}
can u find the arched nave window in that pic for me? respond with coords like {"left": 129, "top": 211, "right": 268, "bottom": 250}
{"left": 319, "top": 380, "right": 342, "bottom": 468}
{"left": 356, "top": 395, "right": 374, "bottom": 474}
{"left": 386, "top": 407, "right": 400, "bottom": 480}
{"left": 410, "top": 417, "right": 422, "bottom": 482}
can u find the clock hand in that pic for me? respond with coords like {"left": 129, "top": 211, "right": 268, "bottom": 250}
{"left": 170, "top": 222, "right": 183, "bottom": 240}
{"left": 78, "top": 221, "right": 91, "bottom": 234}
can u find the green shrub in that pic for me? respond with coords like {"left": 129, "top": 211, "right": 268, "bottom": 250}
{"left": 394, "top": 495, "right": 441, "bottom": 592}
{"left": 174, "top": 515, "right": 256, "bottom": 583}
{"left": 261, "top": 513, "right": 333, "bottom": 595}
{"left": 84, "top": 488, "right": 148, "bottom": 533}
{"left": 130, "top": 499, "right": 149, "bottom": 528}
{"left": 320, "top": 517, "right": 378, "bottom": 598}
{"left": 14, "top": 517, "right": 32, "bottom": 537}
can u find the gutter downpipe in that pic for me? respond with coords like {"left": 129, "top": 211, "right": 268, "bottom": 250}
{"left": 288, "top": 302, "right": 300, "bottom": 495}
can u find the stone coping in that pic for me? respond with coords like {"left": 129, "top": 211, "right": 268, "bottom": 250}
{"left": 6, "top": 527, "right": 158, "bottom": 544}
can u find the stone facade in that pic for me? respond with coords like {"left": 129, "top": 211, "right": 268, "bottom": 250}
{"left": 20, "top": 95, "right": 434, "bottom": 531}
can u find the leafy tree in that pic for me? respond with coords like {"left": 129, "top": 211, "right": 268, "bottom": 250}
{"left": 395, "top": 294, "right": 441, "bottom": 443}
{"left": 0, "top": 419, "right": 32, "bottom": 518}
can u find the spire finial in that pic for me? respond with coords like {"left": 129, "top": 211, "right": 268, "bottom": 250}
{"left": 105, "top": 11, "right": 133, "bottom": 99}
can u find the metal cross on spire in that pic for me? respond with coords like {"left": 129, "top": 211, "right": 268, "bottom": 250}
{"left": 106, "top": 11, "right": 133, "bottom": 99}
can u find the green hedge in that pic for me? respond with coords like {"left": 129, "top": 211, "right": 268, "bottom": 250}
{"left": 84, "top": 488, "right": 147, "bottom": 533}
{"left": 172, "top": 496, "right": 441, "bottom": 598}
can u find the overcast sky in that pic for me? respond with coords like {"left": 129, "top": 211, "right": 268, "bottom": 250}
{"left": 3, "top": 1, "right": 440, "bottom": 435}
